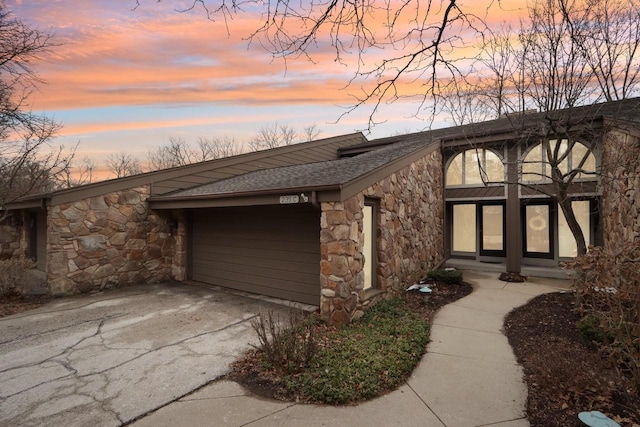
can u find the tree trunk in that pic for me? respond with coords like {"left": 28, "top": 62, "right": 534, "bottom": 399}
{"left": 557, "top": 196, "right": 587, "bottom": 256}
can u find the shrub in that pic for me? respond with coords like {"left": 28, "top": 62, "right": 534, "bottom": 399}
{"left": 0, "top": 256, "right": 36, "bottom": 296}
{"left": 426, "top": 268, "right": 463, "bottom": 285}
{"left": 567, "top": 241, "right": 640, "bottom": 395}
{"left": 576, "top": 314, "right": 614, "bottom": 344}
{"left": 250, "top": 309, "right": 318, "bottom": 375}
{"left": 284, "top": 298, "right": 430, "bottom": 404}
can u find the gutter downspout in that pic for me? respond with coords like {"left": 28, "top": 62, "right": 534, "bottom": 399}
{"left": 311, "top": 191, "right": 320, "bottom": 209}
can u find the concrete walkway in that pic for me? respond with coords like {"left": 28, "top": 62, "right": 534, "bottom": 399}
{"left": 132, "top": 272, "right": 570, "bottom": 427}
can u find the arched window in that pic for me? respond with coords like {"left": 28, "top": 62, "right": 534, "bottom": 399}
{"left": 521, "top": 140, "right": 596, "bottom": 183}
{"left": 446, "top": 149, "right": 504, "bottom": 187}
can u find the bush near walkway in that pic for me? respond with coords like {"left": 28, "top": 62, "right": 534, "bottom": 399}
{"left": 566, "top": 240, "right": 640, "bottom": 395}
{"left": 231, "top": 281, "right": 472, "bottom": 404}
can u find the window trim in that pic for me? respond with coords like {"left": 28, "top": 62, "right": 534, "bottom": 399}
{"left": 521, "top": 200, "right": 556, "bottom": 260}
{"left": 479, "top": 201, "right": 506, "bottom": 257}
{"left": 362, "top": 199, "right": 378, "bottom": 292}
{"left": 449, "top": 202, "right": 478, "bottom": 256}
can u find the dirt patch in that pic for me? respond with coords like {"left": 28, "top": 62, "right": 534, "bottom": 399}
{"left": 0, "top": 294, "right": 51, "bottom": 318}
{"left": 504, "top": 292, "right": 640, "bottom": 427}
{"left": 229, "top": 281, "right": 473, "bottom": 402}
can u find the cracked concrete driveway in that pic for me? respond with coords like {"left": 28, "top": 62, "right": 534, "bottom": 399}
{"left": 0, "top": 282, "right": 295, "bottom": 427}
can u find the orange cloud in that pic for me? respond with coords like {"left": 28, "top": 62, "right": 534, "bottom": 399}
{"left": 20, "top": 0, "right": 531, "bottom": 134}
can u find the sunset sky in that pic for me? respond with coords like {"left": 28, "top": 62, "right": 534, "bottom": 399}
{"left": 11, "top": 0, "right": 527, "bottom": 175}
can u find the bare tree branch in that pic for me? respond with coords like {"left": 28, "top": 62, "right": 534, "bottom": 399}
{"left": 0, "top": 2, "right": 65, "bottom": 211}
{"left": 106, "top": 152, "right": 143, "bottom": 178}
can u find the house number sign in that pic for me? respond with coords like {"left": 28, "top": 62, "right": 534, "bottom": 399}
{"left": 279, "top": 195, "right": 300, "bottom": 204}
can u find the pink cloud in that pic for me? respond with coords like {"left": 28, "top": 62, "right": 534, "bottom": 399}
{"left": 23, "top": 0, "right": 530, "bottom": 114}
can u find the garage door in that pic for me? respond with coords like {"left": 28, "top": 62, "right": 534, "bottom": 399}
{"left": 190, "top": 205, "right": 321, "bottom": 305}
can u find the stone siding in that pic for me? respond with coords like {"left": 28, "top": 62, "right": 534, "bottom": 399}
{"left": 0, "top": 220, "right": 22, "bottom": 259}
{"left": 47, "top": 185, "right": 175, "bottom": 295}
{"left": 320, "top": 150, "right": 444, "bottom": 326}
{"left": 602, "top": 130, "right": 640, "bottom": 246}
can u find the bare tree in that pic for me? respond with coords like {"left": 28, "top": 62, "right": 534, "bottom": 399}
{"left": 302, "top": 124, "right": 321, "bottom": 142}
{"left": 246, "top": 122, "right": 321, "bottom": 151}
{"left": 248, "top": 123, "right": 297, "bottom": 151}
{"left": 106, "top": 152, "right": 143, "bottom": 178}
{"left": 148, "top": 136, "right": 245, "bottom": 171}
{"left": 147, "top": 137, "right": 197, "bottom": 170}
{"left": 446, "top": 0, "right": 640, "bottom": 257}
{"left": 0, "top": 2, "right": 67, "bottom": 213}
{"left": 514, "top": 0, "right": 639, "bottom": 256}
{"left": 54, "top": 154, "right": 96, "bottom": 188}
{"left": 196, "top": 136, "right": 243, "bottom": 159}
{"left": 569, "top": 0, "right": 640, "bottom": 102}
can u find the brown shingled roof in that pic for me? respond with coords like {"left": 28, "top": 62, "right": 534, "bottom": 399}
{"left": 152, "top": 138, "right": 432, "bottom": 200}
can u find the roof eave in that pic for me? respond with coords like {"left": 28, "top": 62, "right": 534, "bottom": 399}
{"left": 148, "top": 184, "right": 343, "bottom": 209}
{"left": 3, "top": 196, "right": 50, "bottom": 210}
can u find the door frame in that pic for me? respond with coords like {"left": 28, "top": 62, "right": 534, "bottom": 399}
{"left": 521, "top": 199, "right": 555, "bottom": 259}
{"left": 479, "top": 201, "right": 506, "bottom": 258}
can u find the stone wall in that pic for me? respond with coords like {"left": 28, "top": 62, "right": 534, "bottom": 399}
{"left": 601, "top": 129, "right": 640, "bottom": 246}
{"left": 171, "top": 210, "right": 187, "bottom": 281}
{"left": 320, "top": 150, "right": 444, "bottom": 326}
{"left": 47, "top": 185, "right": 175, "bottom": 295}
{"left": 0, "top": 220, "right": 22, "bottom": 259}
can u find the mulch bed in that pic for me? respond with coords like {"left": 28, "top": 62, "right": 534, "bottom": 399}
{"left": 504, "top": 292, "right": 640, "bottom": 427}
{"left": 228, "top": 281, "right": 473, "bottom": 401}
{"left": 0, "top": 294, "right": 51, "bottom": 318}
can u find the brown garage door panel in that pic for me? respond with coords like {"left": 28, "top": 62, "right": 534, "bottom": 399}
{"left": 192, "top": 259, "right": 319, "bottom": 284}
{"left": 193, "top": 236, "right": 319, "bottom": 254}
{"left": 192, "top": 267, "right": 319, "bottom": 297}
{"left": 192, "top": 274, "right": 320, "bottom": 305}
{"left": 193, "top": 252, "right": 317, "bottom": 275}
{"left": 194, "top": 246, "right": 320, "bottom": 267}
{"left": 191, "top": 205, "right": 321, "bottom": 305}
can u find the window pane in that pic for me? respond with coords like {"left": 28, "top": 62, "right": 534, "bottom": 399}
{"left": 557, "top": 140, "right": 570, "bottom": 175}
{"left": 446, "top": 154, "right": 463, "bottom": 187}
{"left": 582, "top": 153, "right": 596, "bottom": 177}
{"left": 363, "top": 204, "right": 374, "bottom": 290}
{"left": 571, "top": 143, "right": 596, "bottom": 179}
{"left": 464, "top": 150, "right": 483, "bottom": 185}
{"left": 453, "top": 204, "right": 476, "bottom": 253}
{"left": 558, "top": 201, "right": 590, "bottom": 258}
{"left": 482, "top": 205, "right": 503, "bottom": 251}
{"left": 526, "top": 205, "right": 550, "bottom": 253}
{"left": 522, "top": 144, "right": 543, "bottom": 182}
{"left": 485, "top": 151, "right": 504, "bottom": 183}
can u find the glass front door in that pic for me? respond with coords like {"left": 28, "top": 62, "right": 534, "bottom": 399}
{"left": 480, "top": 203, "right": 505, "bottom": 257}
{"left": 523, "top": 202, "right": 554, "bottom": 259}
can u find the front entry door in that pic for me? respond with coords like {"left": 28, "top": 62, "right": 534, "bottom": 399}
{"left": 522, "top": 201, "right": 554, "bottom": 259}
{"left": 479, "top": 203, "right": 505, "bottom": 257}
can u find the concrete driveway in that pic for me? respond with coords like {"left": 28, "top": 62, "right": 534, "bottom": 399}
{"left": 0, "top": 282, "right": 296, "bottom": 427}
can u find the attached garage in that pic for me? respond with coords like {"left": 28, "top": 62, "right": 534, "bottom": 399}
{"left": 189, "top": 204, "right": 321, "bottom": 305}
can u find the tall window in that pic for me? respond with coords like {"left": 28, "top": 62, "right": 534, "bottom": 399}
{"left": 362, "top": 201, "right": 376, "bottom": 290}
{"left": 558, "top": 200, "right": 591, "bottom": 258}
{"left": 521, "top": 140, "right": 596, "bottom": 183}
{"left": 452, "top": 204, "right": 476, "bottom": 253}
{"left": 446, "top": 149, "right": 504, "bottom": 187}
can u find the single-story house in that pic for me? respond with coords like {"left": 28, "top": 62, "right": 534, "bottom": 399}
{"left": 2, "top": 99, "right": 639, "bottom": 325}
